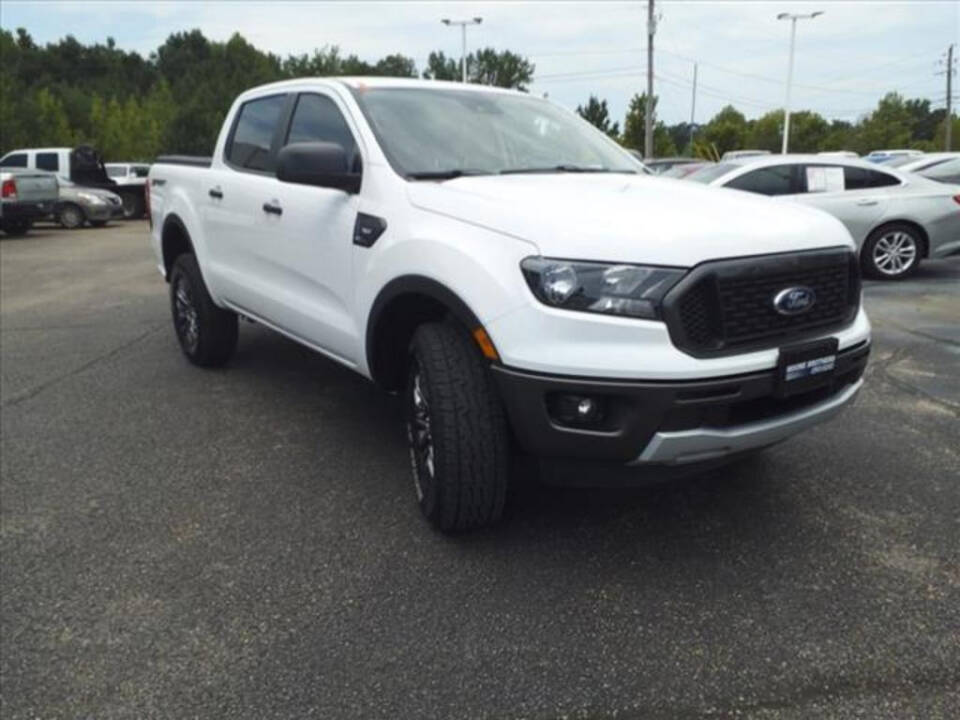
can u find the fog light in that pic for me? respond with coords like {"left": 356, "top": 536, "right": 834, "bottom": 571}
{"left": 547, "top": 393, "right": 606, "bottom": 428}
{"left": 576, "top": 397, "right": 597, "bottom": 420}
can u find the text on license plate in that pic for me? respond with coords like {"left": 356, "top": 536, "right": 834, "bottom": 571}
{"left": 784, "top": 355, "right": 836, "bottom": 382}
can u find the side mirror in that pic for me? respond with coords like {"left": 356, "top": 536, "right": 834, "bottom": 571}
{"left": 276, "top": 142, "right": 361, "bottom": 194}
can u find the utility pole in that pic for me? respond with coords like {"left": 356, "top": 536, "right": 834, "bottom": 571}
{"left": 645, "top": 0, "right": 655, "bottom": 159}
{"left": 777, "top": 11, "right": 824, "bottom": 154}
{"left": 441, "top": 17, "right": 482, "bottom": 83}
{"left": 689, "top": 62, "right": 698, "bottom": 155}
{"left": 946, "top": 44, "right": 955, "bottom": 151}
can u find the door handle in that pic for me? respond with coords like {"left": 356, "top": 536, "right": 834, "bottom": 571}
{"left": 208, "top": 187, "right": 223, "bottom": 199}
{"left": 262, "top": 202, "right": 283, "bottom": 216}
{"left": 855, "top": 199, "right": 878, "bottom": 206}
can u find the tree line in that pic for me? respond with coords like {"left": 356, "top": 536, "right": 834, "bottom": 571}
{"left": 1, "top": 27, "right": 954, "bottom": 162}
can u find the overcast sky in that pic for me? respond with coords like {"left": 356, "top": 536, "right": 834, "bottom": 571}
{"left": 2, "top": 1, "right": 957, "bottom": 127}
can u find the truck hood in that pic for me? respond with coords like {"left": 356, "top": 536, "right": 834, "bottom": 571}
{"left": 407, "top": 173, "right": 854, "bottom": 266}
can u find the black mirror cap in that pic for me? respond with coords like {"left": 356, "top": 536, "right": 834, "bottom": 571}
{"left": 276, "top": 141, "right": 361, "bottom": 194}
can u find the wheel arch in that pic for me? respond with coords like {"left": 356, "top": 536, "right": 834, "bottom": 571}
{"left": 366, "top": 275, "right": 485, "bottom": 391}
{"left": 161, "top": 213, "right": 195, "bottom": 280}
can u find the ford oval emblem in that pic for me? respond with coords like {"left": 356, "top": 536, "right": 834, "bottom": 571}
{"left": 773, "top": 286, "right": 816, "bottom": 316}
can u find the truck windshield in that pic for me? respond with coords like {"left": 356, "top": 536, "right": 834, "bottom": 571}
{"left": 351, "top": 87, "right": 638, "bottom": 178}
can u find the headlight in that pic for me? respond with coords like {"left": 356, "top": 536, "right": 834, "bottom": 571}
{"left": 521, "top": 257, "right": 686, "bottom": 320}
{"left": 78, "top": 192, "right": 106, "bottom": 205}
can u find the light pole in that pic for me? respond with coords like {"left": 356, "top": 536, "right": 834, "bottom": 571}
{"left": 777, "top": 10, "right": 823, "bottom": 154}
{"left": 441, "top": 17, "right": 483, "bottom": 83}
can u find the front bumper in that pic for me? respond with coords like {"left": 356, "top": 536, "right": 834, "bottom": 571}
{"left": 491, "top": 341, "right": 869, "bottom": 468}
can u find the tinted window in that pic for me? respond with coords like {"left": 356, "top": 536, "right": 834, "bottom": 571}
{"left": 228, "top": 94, "right": 287, "bottom": 172}
{"left": 1, "top": 153, "right": 27, "bottom": 168}
{"left": 726, "top": 165, "right": 798, "bottom": 195}
{"left": 843, "top": 166, "right": 899, "bottom": 190}
{"left": 36, "top": 153, "right": 59, "bottom": 171}
{"left": 285, "top": 94, "right": 357, "bottom": 160}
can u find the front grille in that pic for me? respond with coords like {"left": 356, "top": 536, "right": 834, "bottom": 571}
{"left": 663, "top": 248, "right": 860, "bottom": 356}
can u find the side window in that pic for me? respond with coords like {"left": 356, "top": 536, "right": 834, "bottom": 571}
{"left": 227, "top": 94, "right": 287, "bottom": 172}
{"left": 844, "top": 166, "right": 900, "bottom": 190}
{"left": 285, "top": 93, "right": 358, "bottom": 166}
{"left": 1, "top": 153, "right": 28, "bottom": 168}
{"left": 36, "top": 153, "right": 60, "bottom": 172}
{"left": 132, "top": 166, "right": 150, "bottom": 178}
{"left": 726, "top": 165, "right": 798, "bottom": 196}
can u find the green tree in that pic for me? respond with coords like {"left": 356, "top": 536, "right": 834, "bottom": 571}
{"left": 854, "top": 92, "right": 913, "bottom": 154}
{"left": 422, "top": 48, "right": 534, "bottom": 90}
{"left": 701, "top": 105, "right": 748, "bottom": 156}
{"left": 32, "top": 88, "right": 74, "bottom": 147}
{"left": 576, "top": 95, "right": 620, "bottom": 139}
{"left": 621, "top": 93, "right": 677, "bottom": 157}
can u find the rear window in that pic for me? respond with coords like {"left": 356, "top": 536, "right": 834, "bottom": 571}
{"left": 919, "top": 158, "right": 960, "bottom": 184}
{"left": 1, "top": 153, "right": 27, "bottom": 168}
{"left": 843, "top": 166, "right": 900, "bottom": 190}
{"left": 726, "top": 165, "right": 799, "bottom": 196}
{"left": 36, "top": 153, "right": 59, "bottom": 172}
{"left": 685, "top": 163, "right": 737, "bottom": 184}
{"left": 227, "top": 94, "right": 287, "bottom": 172}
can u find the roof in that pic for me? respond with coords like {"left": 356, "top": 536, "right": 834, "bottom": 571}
{"left": 724, "top": 153, "right": 897, "bottom": 172}
{"left": 242, "top": 76, "right": 527, "bottom": 98}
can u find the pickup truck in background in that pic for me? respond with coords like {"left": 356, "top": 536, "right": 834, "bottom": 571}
{"left": 106, "top": 163, "right": 151, "bottom": 218}
{"left": 0, "top": 146, "right": 147, "bottom": 219}
{"left": 148, "top": 78, "right": 871, "bottom": 531}
{"left": 0, "top": 168, "right": 59, "bottom": 236}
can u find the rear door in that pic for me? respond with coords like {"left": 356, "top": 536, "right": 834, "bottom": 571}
{"left": 201, "top": 92, "right": 291, "bottom": 311}
{"left": 249, "top": 91, "right": 363, "bottom": 363}
{"left": 789, "top": 164, "right": 894, "bottom": 246}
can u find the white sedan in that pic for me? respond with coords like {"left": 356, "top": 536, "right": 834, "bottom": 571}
{"left": 685, "top": 155, "right": 960, "bottom": 279}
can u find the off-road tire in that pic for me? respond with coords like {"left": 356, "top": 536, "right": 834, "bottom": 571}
{"left": 406, "top": 322, "right": 510, "bottom": 532}
{"left": 120, "top": 191, "right": 144, "bottom": 219}
{"left": 169, "top": 253, "right": 238, "bottom": 367}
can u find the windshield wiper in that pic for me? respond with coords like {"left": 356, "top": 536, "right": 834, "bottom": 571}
{"left": 406, "top": 169, "right": 490, "bottom": 180}
{"left": 499, "top": 165, "right": 636, "bottom": 175}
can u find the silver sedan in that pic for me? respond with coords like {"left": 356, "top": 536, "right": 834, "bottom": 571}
{"left": 684, "top": 155, "right": 960, "bottom": 280}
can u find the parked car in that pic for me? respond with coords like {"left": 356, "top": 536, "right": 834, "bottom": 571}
{"left": 0, "top": 146, "right": 147, "bottom": 219}
{"left": 685, "top": 154, "right": 960, "bottom": 279}
{"left": 661, "top": 161, "right": 714, "bottom": 179}
{"left": 644, "top": 157, "right": 701, "bottom": 174}
{"left": 105, "top": 163, "right": 151, "bottom": 217}
{"left": 0, "top": 168, "right": 59, "bottom": 236}
{"left": 721, "top": 149, "right": 771, "bottom": 160}
{"left": 54, "top": 179, "right": 124, "bottom": 229}
{"left": 895, "top": 152, "right": 959, "bottom": 174}
{"left": 864, "top": 149, "right": 923, "bottom": 164}
{"left": 148, "top": 78, "right": 870, "bottom": 531}
{"left": 917, "top": 157, "right": 960, "bottom": 185}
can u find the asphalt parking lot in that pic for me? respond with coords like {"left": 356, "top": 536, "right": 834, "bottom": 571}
{"left": 2, "top": 221, "right": 958, "bottom": 719}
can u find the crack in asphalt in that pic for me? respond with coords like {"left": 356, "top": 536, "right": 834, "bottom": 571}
{"left": 1, "top": 324, "right": 165, "bottom": 409}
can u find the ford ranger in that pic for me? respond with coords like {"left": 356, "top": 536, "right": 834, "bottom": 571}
{"left": 147, "top": 78, "right": 871, "bottom": 531}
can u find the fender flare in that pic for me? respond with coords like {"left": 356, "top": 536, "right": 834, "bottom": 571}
{"left": 365, "top": 275, "right": 483, "bottom": 384}
{"left": 160, "top": 213, "right": 195, "bottom": 277}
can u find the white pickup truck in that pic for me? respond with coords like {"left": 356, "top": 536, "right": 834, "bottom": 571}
{"left": 148, "top": 78, "right": 870, "bottom": 531}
